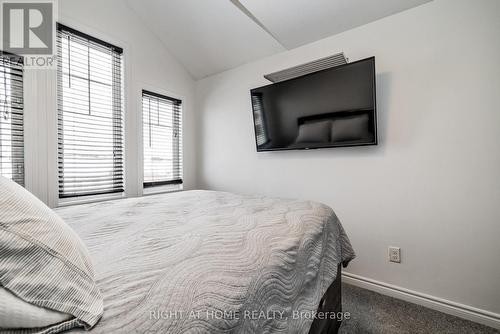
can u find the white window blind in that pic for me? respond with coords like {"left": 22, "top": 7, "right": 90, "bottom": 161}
{"left": 57, "top": 24, "right": 124, "bottom": 198}
{"left": 0, "top": 52, "right": 24, "bottom": 186}
{"left": 142, "top": 90, "right": 182, "bottom": 188}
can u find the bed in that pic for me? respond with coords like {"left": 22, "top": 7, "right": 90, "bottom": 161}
{"left": 54, "top": 190, "right": 355, "bottom": 334}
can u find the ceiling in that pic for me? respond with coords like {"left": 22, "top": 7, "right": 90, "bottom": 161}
{"left": 239, "top": 0, "right": 432, "bottom": 50}
{"left": 125, "top": 0, "right": 432, "bottom": 80}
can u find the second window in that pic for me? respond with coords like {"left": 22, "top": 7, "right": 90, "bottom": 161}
{"left": 142, "top": 90, "right": 182, "bottom": 188}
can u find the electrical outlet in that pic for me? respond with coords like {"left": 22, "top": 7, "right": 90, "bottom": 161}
{"left": 388, "top": 247, "right": 401, "bottom": 263}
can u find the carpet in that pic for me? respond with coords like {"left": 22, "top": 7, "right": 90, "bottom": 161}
{"left": 339, "top": 283, "right": 499, "bottom": 334}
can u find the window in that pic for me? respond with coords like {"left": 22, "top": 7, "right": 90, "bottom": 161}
{"left": 142, "top": 90, "right": 182, "bottom": 188}
{"left": 0, "top": 52, "right": 24, "bottom": 185}
{"left": 57, "top": 24, "right": 124, "bottom": 198}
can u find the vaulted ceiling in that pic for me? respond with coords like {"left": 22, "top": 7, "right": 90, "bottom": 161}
{"left": 125, "top": 0, "right": 432, "bottom": 79}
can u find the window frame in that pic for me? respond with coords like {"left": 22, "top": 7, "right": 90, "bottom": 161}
{"left": 140, "top": 88, "right": 183, "bottom": 195}
{"left": 0, "top": 51, "right": 24, "bottom": 186}
{"left": 56, "top": 23, "right": 126, "bottom": 203}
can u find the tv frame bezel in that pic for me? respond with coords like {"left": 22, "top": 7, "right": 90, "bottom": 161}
{"left": 250, "top": 56, "right": 378, "bottom": 152}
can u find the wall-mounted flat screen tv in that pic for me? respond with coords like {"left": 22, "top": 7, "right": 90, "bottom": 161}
{"left": 250, "top": 57, "right": 377, "bottom": 151}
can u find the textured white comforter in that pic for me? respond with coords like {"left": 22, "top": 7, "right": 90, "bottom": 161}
{"left": 56, "top": 190, "right": 355, "bottom": 333}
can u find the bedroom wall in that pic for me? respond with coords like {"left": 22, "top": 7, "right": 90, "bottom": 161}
{"left": 195, "top": 0, "right": 500, "bottom": 320}
{"left": 24, "top": 0, "right": 196, "bottom": 206}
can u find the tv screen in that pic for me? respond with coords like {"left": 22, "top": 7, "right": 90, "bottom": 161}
{"left": 250, "top": 57, "right": 377, "bottom": 151}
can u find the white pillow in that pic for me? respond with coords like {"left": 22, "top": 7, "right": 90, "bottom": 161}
{"left": 0, "top": 176, "right": 103, "bottom": 333}
{"left": 0, "top": 287, "right": 72, "bottom": 328}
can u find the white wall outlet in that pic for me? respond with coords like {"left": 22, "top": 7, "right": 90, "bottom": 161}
{"left": 389, "top": 247, "right": 401, "bottom": 263}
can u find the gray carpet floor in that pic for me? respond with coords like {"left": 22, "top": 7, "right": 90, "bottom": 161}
{"left": 339, "top": 283, "right": 499, "bottom": 334}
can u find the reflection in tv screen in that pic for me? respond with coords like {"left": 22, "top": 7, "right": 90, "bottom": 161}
{"left": 250, "top": 57, "right": 377, "bottom": 151}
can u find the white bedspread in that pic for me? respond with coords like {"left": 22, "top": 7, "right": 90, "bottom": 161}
{"left": 55, "top": 190, "right": 355, "bottom": 333}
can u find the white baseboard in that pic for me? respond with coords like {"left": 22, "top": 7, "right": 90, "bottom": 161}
{"left": 342, "top": 272, "right": 500, "bottom": 330}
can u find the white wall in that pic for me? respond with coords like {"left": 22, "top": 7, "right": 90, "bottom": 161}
{"left": 195, "top": 0, "right": 500, "bottom": 318}
{"left": 24, "top": 0, "right": 196, "bottom": 206}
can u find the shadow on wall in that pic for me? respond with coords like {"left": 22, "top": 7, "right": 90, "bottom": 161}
{"left": 376, "top": 71, "right": 391, "bottom": 151}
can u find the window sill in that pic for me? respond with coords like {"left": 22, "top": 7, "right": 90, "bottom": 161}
{"left": 55, "top": 185, "right": 183, "bottom": 208}
{"left": 57, "top": 192, "right": 126, "bottom": 207}
{"left": 143, "top": 184, "right": 183, "bottom": 196}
